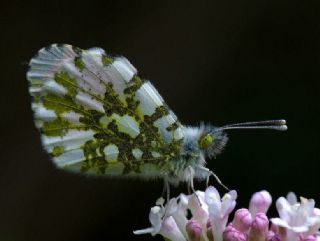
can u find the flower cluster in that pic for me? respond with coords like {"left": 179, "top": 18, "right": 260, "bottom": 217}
{"left": 134, "top": 187, "right": 320, "bottom": 241}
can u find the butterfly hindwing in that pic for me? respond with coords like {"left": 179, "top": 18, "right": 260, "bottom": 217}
{"left": 27, "top": 44, "right": 184, "bottom": 177}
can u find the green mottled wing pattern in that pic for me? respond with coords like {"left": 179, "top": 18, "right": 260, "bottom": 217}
{"left": 27, "top": 44, "right": 184, "bottom": 177}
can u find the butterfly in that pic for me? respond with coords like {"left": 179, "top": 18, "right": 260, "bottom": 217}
{"left": 27, "top": 44, "right": 287, "bottom": 189}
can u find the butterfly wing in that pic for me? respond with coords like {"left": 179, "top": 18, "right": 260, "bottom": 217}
{"left": 27, "top": 44, "right": 184, "bottom": 177}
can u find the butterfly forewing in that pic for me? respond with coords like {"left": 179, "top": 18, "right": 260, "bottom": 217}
{"left": 27, "top": 44, "right": 184, "bottom": 177}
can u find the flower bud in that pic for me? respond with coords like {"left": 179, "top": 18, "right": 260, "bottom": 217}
{"left": 206, "top": 220, "right": 214, "bottom": 241}
{"left": 248, "top": 213, "right": 269, "bottom": 241}
{"left": 186, "top": 219, "right": 202, "bottom": 241}
{"left": 266, "top": 231, "right": 280, "bottom": 241}
{"left": 232, "top": 208, "right": 252, "bottom": 232}
{"left": 301, "top": 235, "right": 316, "bottom": 241}
{"left": 269, "top": 223, "right": 286, "bottom": 239}
{"left": 223, "top": 224, "right": 247, "bottom": 241}
{"left": 249, "top": 190, "right": 272, "bottom": 216}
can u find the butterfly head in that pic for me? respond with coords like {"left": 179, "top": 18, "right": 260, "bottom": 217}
{"left": 197, "top": 119, "right": 287, "bottom": 158}
{"left": 198, "top": 126, "right": 228, "bottom": 158}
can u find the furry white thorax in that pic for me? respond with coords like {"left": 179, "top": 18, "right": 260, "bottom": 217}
{"left": 167, "top": 124, "right": 228, "bottom": 185}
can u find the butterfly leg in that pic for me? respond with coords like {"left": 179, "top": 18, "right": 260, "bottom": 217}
{"left": 162, "top": 178, "right": 170, "bottom": 203}
{"left": 187, "top": 166, "right": 201, "bottom": 205}
{"left": 186, "top": 182, "right": 191, "bottom": 194}
{"left": 199, "top": 166, "right": 230, "bottom": 191}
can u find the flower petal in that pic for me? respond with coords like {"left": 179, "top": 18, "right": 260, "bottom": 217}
{"left": 149, "top": 206, "right": 163, "bottom": 233}
{"left": 276, "top": 197, "right": 293, "bottom": 221}
{"left": 287, "top": 192, "right": 298, "bottom": 205}
{"left": 221, "top": 191, "right": 237, "bottom": 218}
{"left": 270, "top": 217, "right": 290, "bottom": 229}
{"left": 160, "top": 216, "right": 187, "bottom": 241}
{"left": 188, "top": 192, "right": 209, "bottom": 226}
{"left": 133, "top": 227, "right": 155, "bottom": 235}
{"left": 205, "top": 186, "right": 221, "bottom": 206}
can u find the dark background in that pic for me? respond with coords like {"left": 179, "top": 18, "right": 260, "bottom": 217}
{"left": 1, "top": 1, "right": 320, "bottom": 241}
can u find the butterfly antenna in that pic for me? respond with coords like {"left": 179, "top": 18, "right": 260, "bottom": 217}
{"left": 220, "top": 119, "right": 287, "bottom": 131}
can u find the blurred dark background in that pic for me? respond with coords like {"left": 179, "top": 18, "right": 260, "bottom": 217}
{"left": 1, "top": 0, "right": 320, "bottom": 241}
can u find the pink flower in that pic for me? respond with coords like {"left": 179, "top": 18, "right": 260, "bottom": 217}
{"left": 300, "top": 235, "right": 317, "bottom": 241}
{"left": 186, "top": 219, "right": 202, "bottom": 241}
{"left": 229, "top": 191, "right": 272, "bottom": 240}
{"left": 266, "top": 230, "right": 281, "bottom": 241}
{"left": 248, "top": 212, "right": 269, "bottom": 241}
{"left": 249, "top": 190, "right": 272, "bottom": 216}
{"left": 232, "top": 208, "right": 252, "bottom": 232}
{"left": 223, "top": 225, "right": 247, "bottom": 241}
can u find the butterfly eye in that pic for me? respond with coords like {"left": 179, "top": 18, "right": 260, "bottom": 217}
{"left": 199, "top": 133, "right": 214, "bottom": 149}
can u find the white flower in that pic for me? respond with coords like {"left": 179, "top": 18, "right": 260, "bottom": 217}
{"left": 187, "top": 191, "right": 211, "bottom": 240}
{"left": 133, "top": 205, "right": 163, "bottom": 236}
{"left": 188, "top": 191, "right": 209, "bottom": 228}
{"left": 165, "top": 194, "right": 190, "bottom": 239}
{"left": 134, "top": 195, "right": 189, "bottom": 241}
{"left": 271, "top": 192, "right": 320, "bottom": 241}
{"left": 205, "top": 186, "right": 237, "bottom": 241}
{"left": 160, "top": 216, "right": 187, "bottom": 241}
